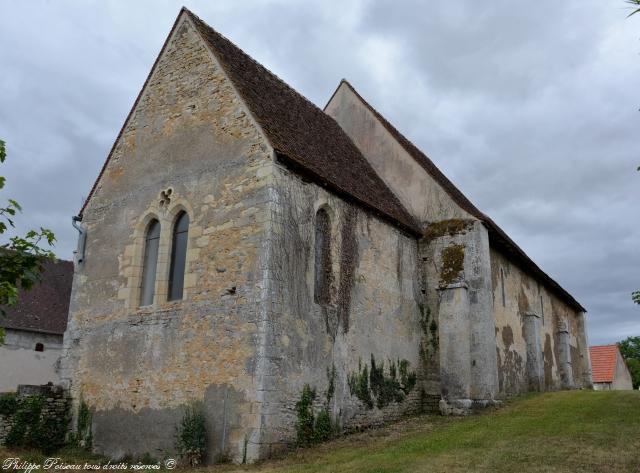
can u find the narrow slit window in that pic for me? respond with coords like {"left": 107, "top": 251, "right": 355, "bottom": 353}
{"left": 168, "top": 211, "right": 189, "bottom": 301}
{"left": 314, "top": 208, "right": 332, "bottom": 304}
{"left": 500, "top": 268, "right": 506, "bottom": 307}
{"left": 140, "top": 219, "right": 161, "bottom": 306}
{"left": 540, "top": 295, "right": 545, "bottom": 325}
{"left": 35, "top": 343, "right": 44, "bottom": 352}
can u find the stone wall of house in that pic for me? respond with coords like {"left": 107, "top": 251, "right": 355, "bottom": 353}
{"left": 251, "top": 164, "right": 434, "bottom": 455}
{"left": 0, "top": 384, "right": 70, "bottom": 444}
{"left": 490, "top": 248, "right": 590, "bottom": 395}
{"left": 0, "top": 330, "right": 63, "bottom": 392}
{"left": 61, "top": 15, "right": 277, "bottom": 464}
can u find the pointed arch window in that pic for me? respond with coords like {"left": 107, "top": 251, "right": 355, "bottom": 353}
{"left": 168, "top": 211, "right": 189, "bottom": 301}
{"left": 314, "top": 208, "right": 332, "bottom": 304}
{"left": 140, "top": 219, "right": 161, "bottom": 306}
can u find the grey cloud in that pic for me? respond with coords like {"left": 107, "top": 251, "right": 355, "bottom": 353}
{"left": 0, "top": 0, "right": 637, "bottom": 344}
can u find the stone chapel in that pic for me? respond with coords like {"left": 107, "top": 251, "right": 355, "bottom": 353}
{"left": 61, "top": 8, "right": 592, "bottom": 463}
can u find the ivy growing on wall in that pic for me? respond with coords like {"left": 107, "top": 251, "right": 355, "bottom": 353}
{"left": 296, "top": 364, "right": 338, "bottom": 445}
{"left": 70, "top": 397, "right": 93, "bottom": 449}
{"left": 0, "top": 393, "right": 18, "bottom": 416}
{"left": 348, "top": 355, "right": 417, "bottom": 410}
{"left": 4, "top": 394, "right": 69, "bottom": 454}
{"left": 418, "top": 303, "right": 439, "bottom": 362}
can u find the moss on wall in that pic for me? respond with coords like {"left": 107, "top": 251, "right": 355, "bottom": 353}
{"left": 440, "top": 244, "right": 465, "bottom": 287}
{"left": 423, "top": 219, "right": 475, "bottom": 241}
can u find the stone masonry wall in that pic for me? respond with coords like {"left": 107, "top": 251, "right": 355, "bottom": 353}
{"left": 252, "top": 164, "right": 432, "bottom": 455}
{"left": 61, "top": 16, "right": 276, "bottom": 463}
{"left": 490, "top": 248, "right": 588, "bottom": 395}
{"left": 0, "top": 384, "right": 70, "bottom": 445}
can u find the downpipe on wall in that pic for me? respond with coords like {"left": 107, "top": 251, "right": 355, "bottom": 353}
{"left": 71, "top": 215, "right": 86, "bottom": 265}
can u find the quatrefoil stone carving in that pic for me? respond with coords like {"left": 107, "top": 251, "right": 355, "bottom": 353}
{"left": 159, "top": 187, "right": 173, "bottom": 207}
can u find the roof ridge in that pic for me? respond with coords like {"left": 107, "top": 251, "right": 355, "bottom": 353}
{"left": 329, "top": 79, "right": 585, "bottom": 313}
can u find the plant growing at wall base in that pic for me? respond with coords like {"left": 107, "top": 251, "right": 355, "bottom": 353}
{"left": 4, "top": 394, "right": 69, "bottom": 454}
{"left": 175, "top": 402, "right": 207, "bottom": 466}
{"left": 347, "top": 360, "right": 373, "bottom": 409}
{"left": 70, "top": 397, "right": 93, "bottom": 448}
{"left": 296, "top": 367, "right": 338, "bottom": 445}
{"left": 0, "top": 392, "right": 18, "bottom": 416}
{"left": 296, "top": 384, "right": 317, "bottom": 445}
{"left": 348, "top": 355, "right": 417, "bottom": 410}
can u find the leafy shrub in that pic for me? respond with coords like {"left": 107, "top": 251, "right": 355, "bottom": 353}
{"left": 70, "top": 397, "right": 93, "bottom": 448}
{"left": 175, "top": 403, "right": 207, "bottom": 466}
{"left": 295, "top": 384, "right": 316, "bottom": 445}
{"left": 4, "top": 394, "right": 69, "bottom": 454}
{"left": 0, "top": 392, "right": 18, "bottom": 416}
{"left": 314, "top": 409, "right": 332, "bottom": 442}
{"left": 348, "top": 355, "right": 417, "bottom": 410}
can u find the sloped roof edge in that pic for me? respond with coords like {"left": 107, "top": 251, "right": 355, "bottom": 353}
{"left": 184, "top": 9, "right": 421, "bottom": 235}
{"left": 329, "top": 80, "right": 585, "bottom": 313}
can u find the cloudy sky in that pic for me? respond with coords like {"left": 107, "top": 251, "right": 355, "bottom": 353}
{"left": 0, "top": 0, "right": 638, "bottom": 344}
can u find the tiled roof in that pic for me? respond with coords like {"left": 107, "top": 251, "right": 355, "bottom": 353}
{"left": 80, "top": 8, "right": 421, "bottom": 236}
{"left": 589, "top": 345, "right": 619, "bottom": 383}
{"left": 185, "top": 10, "right": 421, "bottom": 235}
{"left": 0, "top": 259, "right": 73, "bottom": 335}
{"left": 331, "top": 80, "right": 586, "bottom": 313}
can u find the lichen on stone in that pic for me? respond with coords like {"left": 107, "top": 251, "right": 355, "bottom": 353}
{"left": 439, "top": 244, "right": 465, "bottom": 287}
{"left": 423, "top": 219, "right": 475, "bottom": 242}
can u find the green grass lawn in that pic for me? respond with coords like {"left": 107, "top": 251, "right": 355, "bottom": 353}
{"left": 216, "top": 390, "right": 640, "bottom": 473}
{"left": 2, "top": 391, "right": 639, "bottom": 473}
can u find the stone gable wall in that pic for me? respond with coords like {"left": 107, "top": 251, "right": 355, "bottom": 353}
{"left": 61, "top": 16, "right": 276, "bottom": 463}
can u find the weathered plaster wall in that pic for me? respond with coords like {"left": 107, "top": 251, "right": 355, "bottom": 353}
{"left": 490, "top": 248, "right": 587, "bottom": 395}
{"left": 325, "top": 83, "right": 472, "bottom": 225}
{"left": 61, "top": 16, "right": 276, "bottom": 463}
{"left": 0, "top": 329, "right": 62, "bottom": 392}
{"left": 253, "top": 164, "right": 429, "bottom": 454}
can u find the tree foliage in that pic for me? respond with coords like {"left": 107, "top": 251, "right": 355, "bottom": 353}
{"left": 0, "top": 139, "right": 56, "bottom": 343}
{"left": 618, "top": 336, "right": 640, "bottom": 389}
{"left": 619, "top": 336, "right": 640, "bottom": 360}
{"left": 626, "top": 0, "right": 640, "bottom": 17}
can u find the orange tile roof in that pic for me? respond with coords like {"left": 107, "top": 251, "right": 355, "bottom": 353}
{"left": 589, "top": 345, "right": 619, "bottom": 383}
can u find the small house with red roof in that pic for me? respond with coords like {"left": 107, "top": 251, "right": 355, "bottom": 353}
{"left": 589, "top": 345, "right": 633, "bottom": 391}
{"left": 0, "top": 259, "right": 73, "bottom": 392}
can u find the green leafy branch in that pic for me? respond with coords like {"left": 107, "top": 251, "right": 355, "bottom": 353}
{"left": 0, "top": 139, "right": 56, "bottom": 343}
{"left": 626, "top": 0, "right": 640, "bottom": 17}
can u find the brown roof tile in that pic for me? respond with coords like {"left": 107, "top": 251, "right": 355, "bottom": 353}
{"left": 333, "top": 80, "right": 585, "bottom": 313}
{"left": 0, "top": 259, "right": 73, "bottom": 335}
{"left": 185, "top": 10, "right": 421, "bottom": 235}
